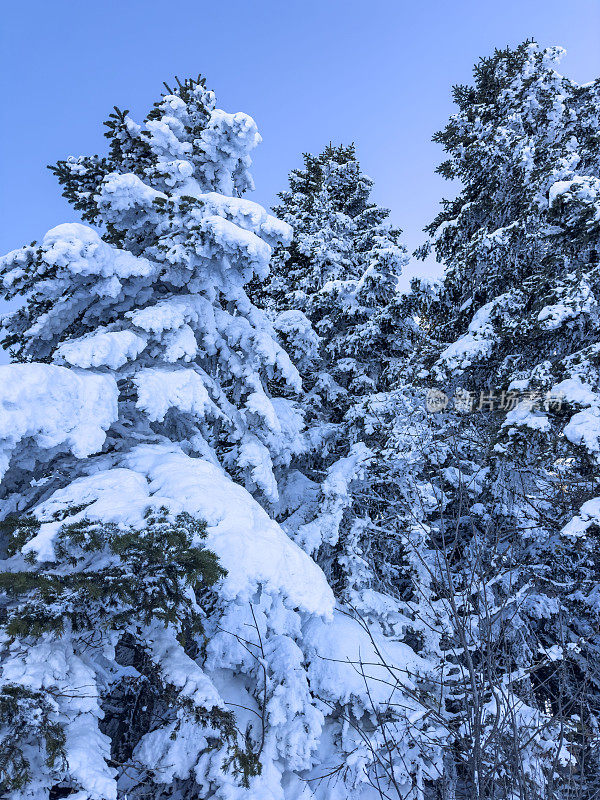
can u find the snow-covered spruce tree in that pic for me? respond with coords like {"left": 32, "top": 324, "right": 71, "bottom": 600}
{"left": 0, "top": 78, "right": 425, "bottom": 800}
{"left": 5, "top": 78, "right": 305, "bottom": 506}
{"left": 408, "top": 42, "right": 600, "bottom": 798}
{"left": 256, "top": 145, "right": 414, "bottom": 598}
{"left": 253, "top": 145, "right": 450, "bottom": 796}
{"left": 0, "top": 510, "right": 230, "bottom": 797}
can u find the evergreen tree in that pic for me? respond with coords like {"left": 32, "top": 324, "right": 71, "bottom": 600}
{"left": 0, "top": 77, "right": 372, "bottom": 800}
{"left": 259, "top": 145, "right": 415, "bottom": 593}
{"left": 254, "top": 145, "right": 449, "bottom": 798}
{"left": 266, "top": 144, "right": 410, "bottom": 422}
{"left": 0, "top": 510, "right": 236, "bottom": 798}
{"left": 409, "top": 42, "right": 600, "bottom": 798}
{"left": 2, "top": 77, "right": 304, "bottom": 507}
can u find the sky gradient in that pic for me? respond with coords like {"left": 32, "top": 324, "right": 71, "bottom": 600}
{"left": 1, "top": 0, "right": 599, "bottom": 325}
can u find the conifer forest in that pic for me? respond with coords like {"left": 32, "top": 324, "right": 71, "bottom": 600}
{"left": 1, "top": 40, "right": 600, "bottom": 800}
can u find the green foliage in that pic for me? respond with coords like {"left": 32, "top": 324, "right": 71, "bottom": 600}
{"left": 0, "top": 508, "right": 234, "bottom": 796}
{"left": 48, "top": 75, "right": 211, "bottom": 231}
{"left": 0, "top": 509, "right": 225, "bottom": 638}
{"left": 0, "top": 684, "right": 67, "bottom": 794}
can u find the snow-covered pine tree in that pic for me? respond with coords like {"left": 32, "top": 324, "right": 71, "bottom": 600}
{"left": 410, "top": 42, "right": 600, "bottom": 798}
{"left": 5, "top": 77, "right": 305, "bottom": 506}
{"left": 257, "top": 145, "right": 413, "bottom": 597}
{"left": 0, "top": 77, "right": 424, "bottom": 800}
{"left": 253, "top": 145, "right": 450, "bottom": 797}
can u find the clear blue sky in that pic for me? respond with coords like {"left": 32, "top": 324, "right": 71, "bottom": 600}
{"left": 1, "top": 0, "right": 599, "bottom": 305}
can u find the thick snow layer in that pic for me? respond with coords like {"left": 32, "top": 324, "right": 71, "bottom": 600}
{"left": 41, "top": 223, "right": 154, "bottom": 280}
{"left": 538, "top": 301, "right": 580, "bottom": 329}
{"left": 537, "top": 276, "right": 596, "bottom": 331}
{"left": 305, "top": 611, "right": 426, "bottom": 707}
{"left": 549, "top": 175, "right": 600, "bottom": 206}
{"left": 273, "top": 309, "right": 320, "bottom": 372}
{"left": 503, "top": 400, "right": 551, "bottom": 433}
{"left": 237, "top": 433, "right": 279, "bottom": 502}
{"left": 553, "top": 377, "right": 600, "bottom": 456}
{"left": 56, "top": 329, "right": 147, "bottom": 369}
{"left": 2, "top": 639, "right": 117, "bottom": 800}
{"left": 31, "top": 444, "right": 334, "bottom": 618}
{"left": 0, "top": 363, "right": 118, "bottom": 479}
{"left": 127, "top": 295, "right": 203, "bottom": 336}
{"left": 551, "top": 377, "right": 597, "bottom": 406}
{"left": 203, "top": 213, "right": 272, "bottom": 275}
{"left": 437, "top": 300, "right": 495, "bottom": 373}
{"left": 192, "top": 192, "right": 292, "bottom": 248}
{"left": 561, "top": 497, "right": 600, "bottom": 539}
{"left": 296, "top": 443, "right": 371, "bottom": 554}
{"left": 134, "top": 367, "right": 215, "bottom": 422}
{"left": 99, "top": 171, "right": 167, "bottom": 211}
{"left": 564, "top": 407, "right": 600, "bottom": 454}
{"left": 144, "top": 621, "right": 223, "bottom": 710}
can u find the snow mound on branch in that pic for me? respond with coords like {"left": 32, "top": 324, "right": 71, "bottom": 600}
{"left": 203, "top": 214, "right": 272, "bottom": 275}
{"left": 41, "top": 222, "right": 154, "bottom": 280}
{"left": 561, "top": 497, "right": 600, "bottom": 539}
{"left": 99, "top": 171, "right": 167, "bottom": 211}
{"left": 436, "top": 300, "right": 496, "bottom": 374}
{"left": 549, "top": 175, "right": 600, "bottom": 207}
{"left": 127, "top": 295, "right": 203, "bottom": 335}
{"left": 56, "top": 329, "right": 147, "bottom": 369}
{"left": 192, "top": 192, "right": 292, "bottom": 248}
{"left": 306, "top": 611, "right": 426, "bottom": 707}
{"left": 133, "top": 367, "right": 215, "bottom": 422}
{"left": 503, "top": 400, "right": 551, "bottom": 433}
{"left": 537, "top": 303, "right": 574, "bottom": 329}
{"left": 0, "top": 363, "right": 118, "bottom": 479}
{"left": 296, "top": 443, "right": 371, "bottom": 554}
{"left": 31, "top": 444, "right": 334, "bottom": 618}
{"left": 551, "top": 377, "right": 597, "bottom": 407}
{"left": 548, "top": 377, "right": 600, "bottom": 457}
{"left": 2, "top": 638, "right": 117, "bottom": 800}
{"left": 144, "top": 621, "right": 223, "bottom": 710}
{"left": 564, "top": 407, "right": 600, "bottom": 454}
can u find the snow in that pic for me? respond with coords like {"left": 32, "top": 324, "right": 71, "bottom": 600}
{"left": 561, "top": 497, "right": 600, "bottom": 539}
{"left": 197, "top": 109, "right": 261, "bottom": 195}
{"left": 127, "top": 295, "right": 202, "bottom": 336}
{"left": 237, "top": 433, "right": 279, "bottom": 502}
{"left": 10, "top": 52, "right": 598, "bottom": 799}
{"left": 163, "top": 323, "right": 198, "bottom": 362}
{"left": 0, "top": 363, "right": 118, "bottom": 479}
{"left": 2, "top": 639, "right": 117, "bottom": 800}
{"left": 537, "top": 301, "right": 578, "bottom": 329}
{"left": 537, "top": 275, "right": 596, "bottom": 330}
{"left": 305, "top": 611, "right": 425, "bottom": 708}
{"left": 144, "top": 621, "right": 223, "bottom": 710}
{"left": 134, "top": 718, "right": 210, "bottom": 786}
{"left": 245, "top": 391, "right": 281, "bottom": 432}
{"left": 273, "top": 310, "right": 320, "bottom": 372}
{"left": 99, "top": 171, "right": 167, "bottom": 211}
{"left": 31, "top": 444, "right": 335, "bottom": 618}
{"left": 41, "top": 223, "right": 154, "bottom": 280}
{"left": 549, "top": 175, "right": 600, "bottom": 206}
{"left": 296, "top": 443, "right": 371, "bottom": 554}
{"left": 203, "top": 213, "right": 272, "bottom": 277}
{"left": 436, "top": 300, "right": 495, "bottom": 373}
{"left": 24, "top": 468, "right": 149, "bottom": 562}
{"left": 503, "top": 400, "right": 551, "bottom": 433}
{"left": 134, "top": 367, "right": 215, "bottom": 422}
{"left": 55, "top": 329, "right": 147, "bottom": 369}
{"left": 191, "top": 192, "right": 292, "bottom": 248}
{"left": 564, "top": 407, "right": 600, "bottom": 454}
{"left": 551, "top": 376, "right": 597, "bottom": 406}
